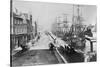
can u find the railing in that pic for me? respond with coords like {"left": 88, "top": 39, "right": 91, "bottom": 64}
{"left": 48, "top": 32, "right": 67, "bottom": 63}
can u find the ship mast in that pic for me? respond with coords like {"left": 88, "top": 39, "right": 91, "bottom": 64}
{"left": 77, "top": 5, "right": 80, "bottom": 24}
{"left": 72, "top": 5, "right": 81, "bottom": 37}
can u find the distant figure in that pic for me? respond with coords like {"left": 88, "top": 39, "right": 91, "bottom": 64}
{"left": 66, "top": 44, "right": 76, "bottom": 54}
{"left": 53, "top": 38, "right": 56, "bottom": 44}
{"left": 84, "top": 27, "right": 94, "bottom": 52}
{"left": 49, "top": 42, "right": 55, "bottom": 51}
{"left": 37, "top": 35, "right": 40, "bottom": 40}
{"left": 84, "top": 27, "right": 93, "bottom": 37}
{"left": 65, "top": 45, "right": 70, "bottom": 53}
{"left": 59, "top": 45, "right": 65, "bottom": 53}
{"left": 36, "top": 32, "right": 41, "bottom": 42}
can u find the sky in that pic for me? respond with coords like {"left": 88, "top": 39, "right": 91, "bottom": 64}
{"left": 12, "top": 0, "right": 97, "bottom": 31}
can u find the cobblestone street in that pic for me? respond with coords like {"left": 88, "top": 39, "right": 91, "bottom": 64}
{"left": 12, "top": 49, "right": 61, "bottom": 66}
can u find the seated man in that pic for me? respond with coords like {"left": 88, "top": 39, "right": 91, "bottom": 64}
{"left": 49, "top": 42, "right": 55, "bottom": 51}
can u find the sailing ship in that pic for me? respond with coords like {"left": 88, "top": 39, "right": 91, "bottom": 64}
{"left": 62, "top": 5, "right": 93, "bottom": 52}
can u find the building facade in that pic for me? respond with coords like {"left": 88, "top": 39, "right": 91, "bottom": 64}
{"left": 10, "top": 11, "right": 33, "bottom": 50}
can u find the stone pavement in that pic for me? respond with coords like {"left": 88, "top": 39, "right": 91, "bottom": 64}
{"left": 12, "top": 49, "right": 60, "bottom": 67}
